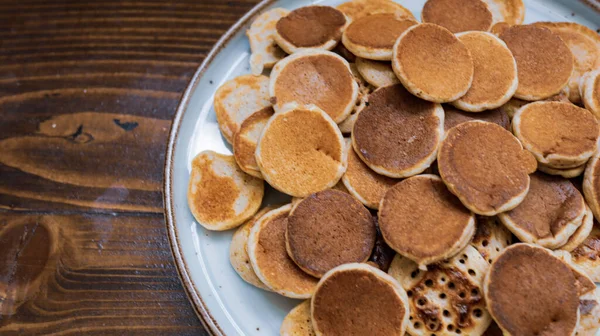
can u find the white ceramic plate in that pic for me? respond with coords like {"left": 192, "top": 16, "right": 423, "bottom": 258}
{"left": 164, "top": 1, "right": 600, "bottom": 335}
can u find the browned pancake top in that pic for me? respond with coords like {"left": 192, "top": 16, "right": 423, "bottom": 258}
{"left": 444, "top": 105, "right": 510, "bottom": 131}
{"left": 352, "top": 84, "right": 442, "bottom": 173}
{"left": 287, "top": 190, "right": 376, "bottom": 277}
{"left": 233, "top": 106, "right": 274, "bottom": 173}
{"left": 422, "top": 0, "right": 493, "bottom": 33}
{"left": 379, "top": 176, "right": 472, "bottom": 261}
{"left": 486, "top": 244, "right": 579, "bottom": 336}
{"left": 345, "top": 14, "right": 417, "bottom": 49}
{"left": 312, "top": 267, "right": 406, "bottom": 335}
{"left": 276, "top": 6, "right": 346, "bottom": 47}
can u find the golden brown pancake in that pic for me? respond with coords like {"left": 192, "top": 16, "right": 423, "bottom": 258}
{"left": 247, "top": 204, "right": 317, "bottom": 298}
{"left": 354, "top": 58, "right": 400, "bottom": 88}
{"left": 539, "top": 162, "right": 587, "bottom": 179}
{"left": 188, "top": 151, "right": 264, "bottom": 231}
{"left": 481, "top": 0, "right": 525, "bottom": 25}
{"left": 352, "top": 84, "right": 444, "bottom": 178}
{"left": 247, "top": 8, "right": 289, "bottom": 75}
{"left": 269, "top": 50, "right": 358, "bottom": 123}
{"left": 274, "top": 6, "right": 347, "bottom": 54}
{"left": 286, "top": 190, "right": 376, "bottom": 278}
{"left": 233, "top": 106, "right": 274, "bottom": 178}
{"left": 379, "top": 175, "right": 476, "bottom": 266}
{"left": 490, "top": 22, "right": 511, "bottom": 36}
{"left": 256, "top": 104, "right": 346, "bottom": 198}
{"left": 584, "top": 152, "right": 600, "bottom": 221}
{"left": 392, "top": 23, "right": 474, "bottom": 103}
{"left": 561, "top": 205, "right": 594, "bottom": 252}
{"left": 571, "top": 222, "right": 600, "bottom": 282}
{"left": 497, "top": 97, "right": 528, "bottom": 119}
{"left": 484, "top": 244, "right": 580, "bottom": 336}
{"left": 471, "top": 216, "right": 512, "bottom": 264}
{"left": 336, "top": 0, "right": 415, "bottom": 22}
{"left": 421, "top": 0, "right": 493, "bottom": 33}
{"left": 498, "top": 172, "right": 586, "bottom": 249}
{"left": 438, "top": 121, "right": 537, "bottom": 215}
{"left": 513, "top": 101, "right": 600, "bottom": 169}
{"left": 582, "top": 70, "right": 600, "bottom": 119}
{"left": 311, "top": 263, "right": 410, "bottom": 336}
{"left": 500, "top": 25, "right": 574, "bottom": 101}
{"left": 342, "top": 14, "right": 417, "bottom": 61}
{"left": 280, "top": 300, "right": 316, "bottom": 336}
{"left": 452, "top": 32, "right": 518, "bottom": 112}
{"left": 443, "top": 104, "right": 510, "bottom": 132}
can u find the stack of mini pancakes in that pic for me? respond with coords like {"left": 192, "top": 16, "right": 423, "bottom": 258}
{"left": 187, "top": 0, "right": 600, "bottom": 334}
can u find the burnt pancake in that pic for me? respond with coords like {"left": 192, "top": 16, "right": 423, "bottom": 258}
{"left": 247, "top": 8, "right": 289, "bottom": 75}
{"left": 336, "top": 0, "right": 415, "bottom": 22}
{"left": 571, "top": 223, "right": 600, "bottom": 282}
{"left": 421, "top": 0, "right": 493, "bottom": 33}
{"left": 280, "top": 300, "right": 316, "bottom": 336}
{"left": 233, "top": 106, "right": 274, "bottom": 178}
{"left": 582, "top": 70, "right": 600, "bottom": 119}
{"left": 355, "top": 58, "right": 400, "bottom": 88}
{"left": 471, "top": 216, "right": 512, "bottom": 264}
{"left": 443, "top": 105, "right": 510, "bottom": 132}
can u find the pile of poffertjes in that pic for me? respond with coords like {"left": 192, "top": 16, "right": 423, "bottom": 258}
{"left": 187, "top": 0, "right": 600, "bottom": 334}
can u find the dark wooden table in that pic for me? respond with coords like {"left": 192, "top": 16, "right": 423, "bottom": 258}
{"left": 0, "top": 1, "right": 261, "bottom": 334}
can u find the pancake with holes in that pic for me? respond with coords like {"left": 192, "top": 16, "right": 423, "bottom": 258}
{"left": 188, "top": 151, "right": 264, "bottom": 231}
{"left": 352, "top": 84, "right": 444, "bottom": 178}
{"left": 443, "top": 105, "right": 510, "bottom": 132}
{"left": 498, "top": 173, "right": 586, "bottom": 249}
{"left": 286, "top": 189, "right": 376, "bottom": 278}
{"left": 471, "top": 216, "right": 512, "bottom": 264}
{"left": 538, "top": 162, "right": 586, "bottom": 179}
{"left": 513, "top": 101, "right": 600, "bottom": 169}
{"left": 336, "top": 0, "right": 415, "bottom": 22}
{"left": 571, "top": 223, "right": 600, "bottom": 282}
{"left": 342, "top": 14, "right": 417, "bottom": 61}
{"left": 247, "top": 8, "right": 289, "bottom": 75}
{"left": 484, "top": 244, "right": 580, "bottom": 336}
{"left": 247, "top": 204, "right": 317, "bottom": 298}
{"left": 582, "top": 70, "right": 600, "bottom": 119}
{"left": 392, "top": 23, "right": 474, "bottom": 103}
{"left": 274, "top": 6, "right": 347, "bottom": 54}
{"left": 379, "top": 175, "right": 476, "bottom": 267}
{"left": 256, "top": 103, "right": 345, "bottom": 198}
{"left": 481, "top": 0, "right": 524, "bottom": 25}
{"left": 584, "top": 152, "right": 600, "bottom": 220}
{"left": 388, "top": 246, "right": 491, "bottom": 336}
{"left": 452, "top": 32, "right": 518, "bottom": 112}
{"left": 311, "top": 263, "right": 410, "bottom": 336}
{"left": 233, "top": 106, "right": 273, "bottom": 178}
{"left": 281, "top": 300, "right": 316, "bottom": 336}
{"left": 355, "top": 58, "right": 400, "bottom": 88}
{"left": 214, "top": 74, "right": 271, "bottom": 143}
{"left": 270, "top": 50, "right": 358, "bottom": 123}
{"left": 500, "top": 25, "right": 574, "bottom": 101}
{"left": 421, "top": 0, "right": 493, "bottom": 33}
{"left": 561, "top": 205, "right": 594, "bottom": 252}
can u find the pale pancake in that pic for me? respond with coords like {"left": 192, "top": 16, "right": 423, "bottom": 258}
{"left": 452, "top": 32, "right": 518, "bottom": 112}
{"left": 355, "top": 58, "right": 400, "bottom": 88}
{"left": 444, "top": 105, "right": 510, "bottom": 132}
{"left": 342, "top": 14, "right": 417, "bottom": 61}
{"left": 280, "top": 300, "right": 316, "bottom": 336}
{"left": 233, "top": 106, "right": 274, "bottom": 178}
{"left": 513, "top": 101, "right": 600, "bottom": 169}
{"left": 484, "top": 244, "right": 580, "bottom": 336}
{"left": 582, "top": 70, "right": 600, "bottom": 119}
{"left": 421, "top": 0, "right": 493, "bottom": 33}
{"left": 352, "top": 84, "right": 444, "bottom": 178}
{"left": 379, "top": 175, "right": 476, "bottom": 267}
{"left": 584, "top": 152, "right": 600, "bottom": 221}
{"left": 256, "top": 103, "right": 346, "bottom": 198}
{"left": 214, "top": 74, "right": 271, "bottom": 143}
{"left": 562, "top": 206, "right": 594, "bottom": 252}
{"left": 247, "top": 8, "right": 289, "bottom": 75}
{"left": 571, "top": 223, "right": 600, "bottom": 282}
{"left": 471, "top": 216, "right": 512, "bottom": 264}
{"left": 247, "top": 204, "right": 318, "bottom": 298}
{"left": 577, "top": 287, "right": 600, "bottom": 336}
{"left": 438, "top": 121, "right": 537, "bottom": 215}
{"left": 336, "top": 0, "right": 415, "bottom": 22}
{"left": 392, "top": 23, "right": 474, "bottom": 103}
{"left": 311, "top": 263, "right": 410, "bottom": 336}
{"left": 270, "top": 49, "right": 359, "bottom": 123}
{"left": 481, "top": 0, "right": 525, "bottom": 25}
{"left": 498, "top": 172, "right": 586, "bottom": 249}
{"left": 388, "top": 246, "right": 492, "bottom": 336}
{"left": 286, "top": 189, "right": 376, "bottom": 278}
{"left": 500, "top": 25, "right": 574, "bottom": 101}
{"left": 538, "top": 162, "right": 586, "bottom": 178}
{"left": 188, "top": 151, "right": 264, "bottom": 231}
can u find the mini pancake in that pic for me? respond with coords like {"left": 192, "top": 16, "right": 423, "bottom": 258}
{"left": 388, "top": 246, "right": 492, "bottom": 336}
{"left": 421, "top": 0, "right": 493, "bottom": 33}
{"left": 311, "top": 263, "right": 410, "bottom": 336}
{"left": 333, "top": 42, "right": 356, "bottom": 63}
{"left": 338, "top": 65, "right": 373, "bottom": 134}
{"left": 584, "top": 153, "right": 600, "bottom": 221}
{"left": 452, "top": 32, "right": 518, "bottom": 112}
{"left": 538, "top": 162, "right": 586, "bottom": 178}
{"left": 342, "top": 139, "right": 398, "bottom": 209}
{"left": 352, "top": 84, "right": 444, "bottom": 178}
{"left": 280, "top": 300, "right": 316, "bottom": 336}
{"left": 500, "top": 25, "right": 574, "bottom": 101}
{"left": 534, "top": 22, "right": 600, "bottom": 104}
{"left": 498, "top": 172, "right": 586, "bottom": 249}
{"left": 484, "top": 244, "right": 580, "bottom": 336}
{"left": 553, "top": 250, "right": 596, "bottom": 297}
{"left": 443, "top": 105, "right": 510, "bottom": 132}
{"left": 571, "top": 223, "right": 600, "bottom": 282}
{"left": 256, "top": 103, "right": 346, "bottom": 198}
{"left": 233, "top": 106, "right": 274, "bottom": 178}
{"left": 342, "top": 14, "right": 417, "bottom": 61}
{"left": 336, "top": 0, "right": 415, "bottom": 22}
{"left": 581, "top": 70, "right": 600, "bottom": 119}
{"left": 577, "top": 287, "right": 600, "bottom": 336}
{"left": 214, "top": 74, "right": 271, "bottom": 143}
{"left": 355, "top": 58, "right": 400, "bottom": 88}
{"left": 247, "top": 204, "right": 317, "bottom": 298}
{"left": 513, "top": 101, "right": 600, "bottom": 169}
{"left": 471, "top": 216, "right": 512, "bottom": 264}
{"left": 188, "top": 151, "right": 264, "bottom": 231}
{"left": 274, "top": 6, "right": 347, "bottom": 54}
{"left": 497, "top": 97, "right": 528, "bottom": 119}
{"left": 247, "top": 8, "right": 289, "bottom": 75}
{"left": 392, "top": 23, "right": 474, "bottom": 103}
{"left": 481, "top": 0, "right": 524, "bottom": 25}
{"left": 269, "top": 49, "right": 358, "bottom": 123}
{"left": 229, "top": 207, "right": 275, "bottom": 290}
{"left": 379, "top": 175, "right": 476, "bottom": 267}
{"left": 561, "top": 205, "right": 594, "bottom": 252}
{"left": 439, "top": 121, "right": 537, "bottom": 215}
{"left": 490, "top": 22, "right": 510, "bottom": 36}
